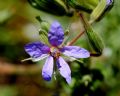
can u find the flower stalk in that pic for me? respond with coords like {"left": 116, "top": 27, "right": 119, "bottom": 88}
{"left": 67, "top": 31, "right": 84, "bottom": 46}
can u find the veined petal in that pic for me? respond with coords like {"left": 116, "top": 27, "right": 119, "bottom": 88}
{"left": 56, "top": 57, "right": 71, "bottom": 84}
{"left": 48, "top": 21, "right": 64, "bottom": 46}
{"left": 42, "top": 56, "right": 54, "bottom": 81}
{"left": 61, "top": 46, "right": 90, "bottom": 58}
{"left": 24, "top": 41, "right": 50, "bottom": 61}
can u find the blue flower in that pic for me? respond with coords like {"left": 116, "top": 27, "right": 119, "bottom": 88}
{"left": 24, "top": 21, "right": 90, "bottom": 84}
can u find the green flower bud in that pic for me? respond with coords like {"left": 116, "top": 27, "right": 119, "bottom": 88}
{"left": 96, "top": 0, "right": 114, "bottom": 21}
{"left": 36, "top": 16, "right": 50, "bottom": 32}
{"left": 28, "top": 0, "right": 73, "bottom": 16}
{"left": 90, "top": 0, "right": 114, "bottom": 23}
{"left": 66, "top": 0, "right": 97, "bottom": 13}
{"left": 80, "top": 14, "right": 104, "bottom": 56}
{"left": 86, "top": 27, "right": 104, "bottom": 55}
{"left": 36, "top": 16, "right": 50, "bottom": 45}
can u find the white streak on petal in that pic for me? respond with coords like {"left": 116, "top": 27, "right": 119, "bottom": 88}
{"left": 32, "top": 54, "right": 49, "bottom": 62}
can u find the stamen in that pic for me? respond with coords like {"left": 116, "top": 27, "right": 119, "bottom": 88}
{"left": 50, "top": 47, "right": 61, "bottom": 58}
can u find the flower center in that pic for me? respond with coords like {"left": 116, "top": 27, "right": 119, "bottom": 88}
{"left": 50, "top": 47, "right": 60, "bottom": 58}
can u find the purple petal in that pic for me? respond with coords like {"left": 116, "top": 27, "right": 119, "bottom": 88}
{"left": 48, "top": 21, "right": 64, "bottom": 46}
{"left": 61, "top": 46, "right": 90, "bottom": 58}
{"left": 24, "top": 41, "right": 50, "bottom": 60}
{"left": 106, "top": 0, "right": 113, "bottom": 5}
{"left": 42, "top": 56, "right": 54, "bottom": 81}
{"left": 56, "top": 57, "right": 71, "bottom": 84}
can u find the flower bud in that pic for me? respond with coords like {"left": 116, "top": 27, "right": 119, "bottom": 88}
{"left": 80, "top": 14, "right": 104, "bottom": 55}
{"left": 28, "top": 0, "right": 73, "bottom": 16}
{"left": 36, "top": 16, "right": 50, "bottom": 32}
{"left": 96, "top": 0, "right": 114, "bottom": 21}
{"left": 86, "top": 27, "right": 104, "bottom": 55}
{"left": 36, "top": 16, "right": 50, "bottom": 44}
{"left": 66, "top": 0, "right": 94, "bottom": 13}
{"left": 90, "top": 0, "right": 114, "bottom": 23}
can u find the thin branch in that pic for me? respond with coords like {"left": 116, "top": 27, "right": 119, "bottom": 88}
{"left": 66, "top": 12, "right": 93, "bottom": 46}
{"left": 67, "top": 31, "right": 85, "bottom": 46}
{"left": 0, "top": 61, "right": 41, "bottom": 75}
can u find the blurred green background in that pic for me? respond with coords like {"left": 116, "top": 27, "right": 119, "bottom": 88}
{"left": 0, "top": 0, "right": 120, "bottom": 96}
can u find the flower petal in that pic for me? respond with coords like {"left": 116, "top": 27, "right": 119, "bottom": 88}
{"left": 24, "top": 41, "right": 50, "bottom": 61}
{"left": 61, "top": 46, "right": 90, "bottom": 58}
{"left": 56, "top": 57, "right": 71, "bottom": 84}
{"left": 48, "top": 21, "right": 64, "bottom": 46}
{"left": 107, "top": 0, "right": 113, "bottom": 5}
{"left": 42, "top": 56, "right": 54, "bottom": 81}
